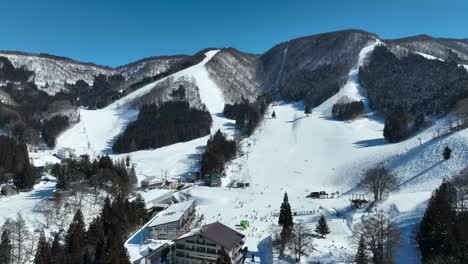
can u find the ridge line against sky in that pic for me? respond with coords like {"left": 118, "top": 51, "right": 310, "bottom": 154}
{"left": 1, "top": 0, "right": 467, "bottom": 67}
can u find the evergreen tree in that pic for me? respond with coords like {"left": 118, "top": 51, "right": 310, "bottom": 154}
{"left": 34, "top": 231, "right": 51, "bottom": 264}
{"left": 304, "top": 102, "right": 312, "bottom": 117}
{"left": 92, "top": 240, "right": 106, "bottom": 264}
{"left": 355, "top": 234, "right": 368, "bottom": 264}
{"left": 383, "top": 114, "right": 408, "bottom": 143}
{"left": 87, "top": 216, "right": 105, "bottom": 257}
{"left": 133, "top": 194, "right": 147, "bottom": 227}
{"left": 125, "top": 155, "right": 131, "bottom": 167}
{"left": 278, "top": 193, "right": 293, "bottom": 228}
{"left": 65, "top": 209, "right": 87, "bottom": 263}
{"left": 418, "top": 181, "right": 457, "bottom": 262}
{"left": 102, "top": 197, "right": 113, "bottom": 236}
{"left": 105, "top": 228, "right": 130, "bottom": 264}
{"left": 315, "top": 215, "right": 330, "bottom": 238}
{"left": 0, "top": 230, "right": 12, "bottom": 264}
{"left": 443, "top": 146, "right": 452, "bottom": 160}
{"left": 271, "top": 110, "right": 276, "bottom": 119}
{"left": 278, "top": 225, "right": 291, "bottom": 256}
{"left": 50, "top": 234, "right": 65, "bottom": 264}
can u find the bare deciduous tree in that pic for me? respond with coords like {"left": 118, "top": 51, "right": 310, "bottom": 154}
{"left": 362, "top": 165, "right": 399, "bottom": 201}
{"left": 288, "top": 222, "right": 313, "bottom": 261}
{"left": 452, "top": 167, "right": 468, "bottom": 212}
{"left": 354, "top": 210, "right": 402, "bottom": 264}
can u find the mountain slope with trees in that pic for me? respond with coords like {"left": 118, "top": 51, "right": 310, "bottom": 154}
{"left": 113, "top": 101, "right": 212, "bottom": 153}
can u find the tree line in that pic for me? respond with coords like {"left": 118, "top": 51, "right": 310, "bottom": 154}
{"left": 42, "top": 115, "right": 70, "bottom": 148}
{"left": 0, "top": 56, "right": 77, "bottom": 146}
{"left": 65, "top": 74, "right": 125, "bottom": 109}
{"left": 332, "top": 100, "right": 365, "bottom": 120}
{"left": 200, "top": 130, "right": 237, "bottom": 179}
{"left": 0, "top": 194, "right": 148, "bottom": 264}
{"left": 112, "top": 101, "right": 212, "bottom": 153}
{"left": 359, "top": 45, "right": 468, "bottom": 142}
{"left": 275, "top": 192, "right": 331, "bottom": 261}
{"left": 418, "top": 168, "right": 468, "bottom": 263}
{"left": 51, "top": 155, "right": 137, "bottom": 197}
{"left": 0, "top": 135, "right": 36, "bottom": 191}
{"left": 223, "top": 98, "right": 267, "bottom": 136}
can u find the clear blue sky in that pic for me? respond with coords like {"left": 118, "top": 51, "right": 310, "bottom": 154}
{"left": 2, "top": 0, "right": 467, "bottom": 67}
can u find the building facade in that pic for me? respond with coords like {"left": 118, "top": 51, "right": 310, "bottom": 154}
{"left": 173, "top": 222, "right": 246, "bottom": 264}
{"left": 147, "top": 200, "right": 195, "bottom": 240}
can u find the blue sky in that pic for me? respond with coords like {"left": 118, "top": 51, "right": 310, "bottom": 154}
{"left": 1, "top": 0, "right": 467, "bottom": 67}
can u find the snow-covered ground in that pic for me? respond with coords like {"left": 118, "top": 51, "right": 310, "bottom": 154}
{"left": 56, "top": 45, "right": 468, "bottom": 263}
{"left": 1, "top": 44, "right": 467, "bottom": 263}
{"left": 0, "top": 180, "right": 55, "bottom": 228}
{"left": 55, "top": 50, "right": 235, "bottom": 182}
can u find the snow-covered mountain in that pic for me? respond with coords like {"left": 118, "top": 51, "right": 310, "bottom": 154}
{"left": 205, "top": 48, "right": 262, "bottom": 104}
{"left": 0, "top": 51, "right": 118, "bottom": 95}
{"left": 2, "top": 30, "right": 467, "bottom": 106}
{"left": 1, "top": 29, "right": 468, "bottom": 263}
{"left": 388, "top": 34, "right": 468, "bottom": 63}
{"left": 116, "top": 55, "right": 188, "bottom": 86}
{"left": 0, "top": 51, "right": 199, "bottom": 96}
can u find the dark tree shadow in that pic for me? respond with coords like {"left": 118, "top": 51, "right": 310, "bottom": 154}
{"left": 285, "top": 116, "right": 307, "bottom": 123}
{"left": 398, "top": 160, "right": 444, "bottom": 188}
{"left": 353, "top": 138, "right": 387, "bottom": 148}
{"left": 25, "top": 185, "right": 55, "bottom": 200}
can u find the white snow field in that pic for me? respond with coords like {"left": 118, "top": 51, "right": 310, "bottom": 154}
{"left": 1, "top": 45, "right": 466, "bottom": 264}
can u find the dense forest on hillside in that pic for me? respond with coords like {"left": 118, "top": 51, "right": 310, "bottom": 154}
{"left": 200, "top": 130, "right": 237, "bottom": 178}
{"left": 332, "top": 99, "right": 365, "bottom": 120}
{"left": 359, "top": 45, "right": 468, "bottom": 117}
{"left": 65, "top": 74, "right": 125, "bottom": 109}
{"left": 223, "top": 98, "right": 267, "bottom": 136}
{"left": 0, "top": 136, "right": 36, "bottom": 190}
{"left": 0, "top": 57, "right": 34, "bottom": 82}
{"left": 51, "top": 155, "right": 137, "bottom": 196}
{"left": 42, "top": 115, "right": 70, "bottom": 148}
{"left": 124, "top": 51, "right": 207, "bottom": 94}
{"left": 282, "top": 64, "right": 349, "bottom": 108}
{"left": 0, "top": 56, "right": 77, "bottom": 145}
{"left": 418, "top": 168, "right": 468, "bottom": 263}
{"left": 112, "top": 101, "right": 212, "bottom": 153}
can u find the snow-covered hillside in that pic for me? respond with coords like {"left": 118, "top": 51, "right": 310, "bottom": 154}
{"left": 51, "top": 42, "right": 468, "bottom": 263}
{"left": 116, "top": 55, "right": 187, "bottom": 85}
{"left": 55, "top": 50, "right": 234, "bottom": 161}
{"left": 0, "top": 51, "right": 117, "bottom": 95}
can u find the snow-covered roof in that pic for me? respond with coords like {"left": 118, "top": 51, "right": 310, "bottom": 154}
{"left": 140, "top": 189, "right": 173, "bottom": 204}
{"left": 126, "top": 240, "right": 171, "bottom": 262}
{"left": 148, "top": 200, "right": 194, "bottom": 227}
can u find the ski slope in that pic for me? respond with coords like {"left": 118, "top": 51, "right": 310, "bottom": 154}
{"left": 55, "top": 50, "right": 232, "bottom": 158}
{"left": 45, "top": 44, "right": 468, "bottom": 263}
{"left": 182, "top": 43, "right": 467, "bottom": 262}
